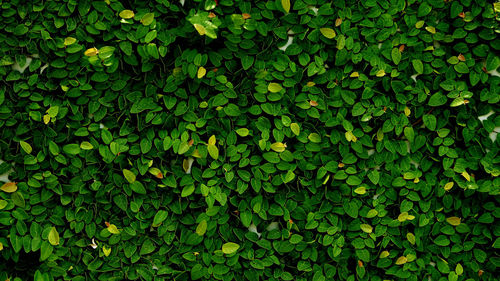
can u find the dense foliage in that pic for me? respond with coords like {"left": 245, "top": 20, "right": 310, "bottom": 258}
{"left": 0, "top": 0, "right": 499, "bottom": 280}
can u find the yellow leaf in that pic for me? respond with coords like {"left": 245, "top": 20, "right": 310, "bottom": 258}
{"left": 208, "top": 135, "right": 216, "bottom": 146}
{"left": 456, "top": 263, "right": 463, "bottom": 275}
{"left": 84, "top": 47, "right": 99, "bottom": 57}
{"left": 345, "top": 131, "right": 357, "bottom": 142}
{"left": 191, "top": 149, "right": 202, "bottom": 158}
{"left": 193, "top": 24, "right": 206, "bottom": 36}
{"left": 320, "top": 28, "right": 336, "bottom": 39}
{"left": 407, "top": 215, "right": 415, "bottom": 220}
{"left": 350, "top": 72, "right": 359, "bottom": 77}
{"left": 461, "top": 171, "right": 470, "bottom": 181}
{"left": 107, "top": 224, "right": 120, "bottom": 234}
{"left": 376, "top": 69, "right": 385, "bottom": 77}
{"left": 119, "top": 10, "right": 135, "bottom": 19}
{"left": 20, "top": 141, "right": 32, "bottom": 154}
{"left": 404, "top": 106, "right": 411, "bottom": 117}
{"left": 425, "top": 26, "right": 436, "bottom": 34}
{"left": 395, "top": 256, "right": 407, "bottom": 265}
{"left": 207, "top": 145, "right": 219, "bottom": 160}
{"left": 48, "top": 227, "right": 59, "bottom": 246}
{"left": 268, "top": 82, "right": 283, "bottom": 93}
{"left": 281, "top": 0, "right": 290, "bottom": 13}
{"left": 443, "top": 182, "right": 454, "bottom": 191}
{"left": 415, "top": 20, "right": 424, "bottom": 29}
{"left": 360, "top": 224, "right": 372, "bottom": 233}
{"left": 103, "top": 246, "right": 111, "bottom": 256}
{"left": 379, "top": 250, "right": 390, "bottom": 258}
{"left": 306, "top": 81, "right": 315, "bottom": 87}
{"left": 196, "top": 220, "right": 207, "bottom": 236}
{"left": 1, "top": 182, "right": 17, "bottom": 193}
{"left": 197, "top": 66, "right": 206, "bottom": 79}
{"left": 407, "top": 233, "right": 416, "bottom": 245}
{"left": 446, "top": 217, "right": 461, "bottom": 226}
{"left": 398, "top": 212, "right": 408, "bottom": 222}
{"left": 183, "top": 158, "right": 194, "bottom": 173}
{"left": 43, "top": 114, "right": 51, "bottom": 124}
{"left": 270, "top": 142, "right": 286, "bottom": 152}
{"left": 354, "top": 186, "right": 366, "bottom": 195}
{"left": 64, "top": 37, "right": 77, "bottom": 46}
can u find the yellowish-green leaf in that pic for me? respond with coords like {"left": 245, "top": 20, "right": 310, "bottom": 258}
{"left": 123, "top": 169, "right": 136, "bottom": 183}
{"left": 183, "top": 158, "right": 194, "bottom": 173}
{"left": 48, "top": 227, "right": 59, "bottom": 246}
{"left": 222, "top": 242, "right": 240, "bottom": 254}
{"left": 80, "top": 141, "right": 94, "bottom": 150}
{"left": 455, "top": 263, "right": 463, "bottom": 275}
{"left": 345, "top": 131, "right": 357, "bottom": 142}
{"left": 446, "top": 216, "right": 461, "bottom": 226}
{"left": 0, "top": 200, "right": 7, "bottom": 210}
{"left": 461, "top": 171, "right": 470, "bottom": 181}
{"left": 415, "top": 20, "right": 424, "bottom": 29}
{"left": 0, "top": 242, "right": 3, "bottom": 251}
{"left": 270, "top": 142, "right": 286, "bottom": 152}
{"left": 354, "top": 186, "right": 366, "bottom": 195}
{"left": 395, "top": 256, "right": 408, "bottom": 265}
{"left": 84, "top": 47, "right": 98, "bottom": 57}
{"left": 376, "top": 69, "right": 385, "bottom": 77}
{"left": 398, "top": 211, "right": 409, "bottom": 222}
{"left": 268, "top": 82, "right": 283, "bottom": 93}
{"left": 290, "top": 123, "right": 300, "bottom": 136}
{"left": 64, "top": 37, "right": 77, "bottom": 46}
{"left": 196, "top": 220, "right": 207, "bottom": 236}
{"left": 193, "top": 24, "right": 206, "bottom": 36}
{"left": 107, "top": 224, "right": 120, "bottom": 234}
{"left": 281, "top": 0, "right": 290, "bottom": 13}
{"left": 236, "top": 128, "right": 249, "bottom": 137}
{"left": 103, "top": 246, "right": 111, "bottom": 257}
{"left": 43, "top": 114, "right": 51, "bottom": 124}
{"left": 208, "top": 135, "right": 216, "bottom": 146}
{"left": 360, "top": 224, "right": 372, "bottom": 233}
{"left": 20, "top": 141, "right": 32, "bottom": 154}
{"left": 0, "top": 182, "right": 17, "bottom": 193}
{"left": 407, "top": 233, "right": 416, "bottom": 245}
{"left": 320, "top": 28, "right": 336, "bottom": 39}
{"left": 380, "top": 251, "right": 390, "bottom": 258}
{"left": 425, "top": 26, "right": 436, "bottom": 34}
{"left": 197, "top": 66, "right": 206, "bottom": 79}
{"left": 207, "top": 145, "right": 219, "bottom": 160}
{"left": 119, "top": 9, "right": 135, "bottom": 19}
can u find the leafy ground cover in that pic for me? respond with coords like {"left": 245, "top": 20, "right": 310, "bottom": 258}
{"left": 0, "top": 0, "right": 499, "bottom": 280}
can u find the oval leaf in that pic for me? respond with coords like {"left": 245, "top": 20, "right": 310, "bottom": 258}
{"left": 48, "top": 227, "right": 59, "bottom": 246}
{"left": 222, "top": 242, "right": 240, "bottom": 254}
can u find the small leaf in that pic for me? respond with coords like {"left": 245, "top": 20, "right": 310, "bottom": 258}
{"left": 360, "top": 224, "right": 372, "bottom": 233}
{"left": 207, "top": 145, "right": 219, "bottom": 160}
{"left": 320, "top": 28, "right": 336, "bottom": 39}
{"left": 236, "top": 128, "right": 249, "bottom": 137}
{"left": 193, "top": 24, "right": 206, "bottom": 36}
{"left": 268, "top": 82, "right": 283, "bottom": 93}
{"left": 222, "top": 242, "right": 240, "bottom": 254}
{"left": 183, "top": 158, "right": 194, "bottom": 173}
{"left": 395, "top": 256, "right": 408, "bottom": 265}
{"left": 461, "top": 171, "right": 470, "bottom": 181}
{"left": 425, "top": 26, "right": 436, "bottom": 34}
{"left": 64, "top": 37, "right": 77, "bottom": 46}
{"left": 1, "top": 182, "right": 17, "bottom": 193}
{"left": 412, "top": 59, "right": 424, "bottom": 74}
{"left": 84, "top": 47, "right": 98, "bottom": 57}
{"left": 281, "top": 0, "right": 290, "bottom": 13}
{"left": 20, "top": 141, "right": 32, "bottom": 154}
{"left": 181, "top": 185, "right": 195, "bottom": 197}
{"left": 455, "top": 263, "right": 463, "bottom": 275}
{"left": 107, "top": 224, "right": 120, "bottom": 234}
{"left": 197, "top": 66, "right": 206, "bottom": 79}
{"left": 308, "top": 133, "right": 321, "bottom": 143}
{"left": 270, "top": 142, "right": 286, "bottom": 152}
{"left": 407, "top": 233, "right": 416, "bottom": 245}
{"left": 119, "top": 10, "right": 135, "bottom": 19}
{"left": 103, "top": 246, "right": 111, "bottom": 257}
{"left": 208, "top": 135, "right": 216, "bottom": 146}
{"left": 290, "top": 123, "right": 300, "bottom": 136}
{"left": 443, "top": 182, "right": 454, "bottom": 191}
{"left": 196, "top": 220, "right": 207, "bottom": 236}
{"left": 354, "top": 186, "right": 367, "bottom": 195}
{"left": 380, "top": 251, "right": 390, "bottom": 258}
{"left": 391, "top": 48, "right": 401, "bottom": 65}
{"left": 80, "top": 141, "right": 94, "bottom": 150}
{"left": 123, "top": 169, "right": 136, "bottom": 183}
{"left": 48, "top": 227, "right": 59, "bottom": 246}
{"left": 446, "top": 217, "right": 461, "bottom": 226}
{"left": 375, "top": 69, "right": 385, "bottom": 77}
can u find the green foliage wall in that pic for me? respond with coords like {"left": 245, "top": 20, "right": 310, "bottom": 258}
{"left": 0, "top": 0, "right": 499, "bottom": 280}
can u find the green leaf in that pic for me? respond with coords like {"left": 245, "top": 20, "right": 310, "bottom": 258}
{"left": 391, "top": 48, "right": 401, "bottom": 65}
{"left": 181, "top": 185, "right": 195, "bottom": 197}
{"left": 454, "top": 62, "right": 469, "bottom": 74}
{"left": 308, "top": 133, "right": 321, "bottom": 143}
{"left": 123, "top": 169, "right": 136, "bottom": 183}
{"left": 268, "top": 83, "right": 283, "bottom": 93}
{"left": 48, "top": 227, "right": 59, "bottom": 246}
{"left": 320, "top": 28, "right": 336, "bottom": 39}
{"left": 412, "top": 59, "right": 424, "bottom": 74}
{"left": 222, "top": 242, "right": 240, "bottom": 254}
{"left": 119, "top": 10, "right": 135, "bottom": 19}
{"left": 20, "top": 141, "right": 32, "bottom": 154}
{"left": 141, "top": 13, "right": 155, "bottom": 26}
{"left": 207, "top": 145, "right": 219, "bottom": 160}
{"left": 428, "top": 92, "right": 447, "bottom": 106}
{"left": 63, "top": 144, "right": 80, "bottom": 155}
{"left": 290, "top": 123, "right": 300, "bottom": 136}
{"left": 152, "top": 210, "right": 169, "bottom": 227}
{"left": 140, "top": 239, "right": 156, "bottom": 255}
{"left": 196, "top": 220, "right": 207, "bottom": 236}
{"left": 236, "top": 128, "right": 249, "bottom": 137}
